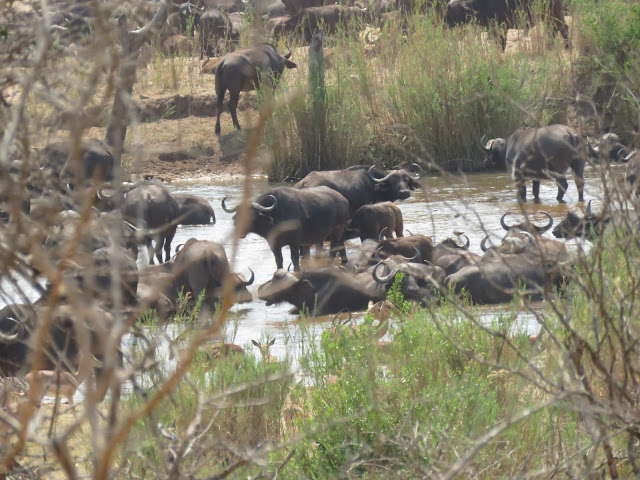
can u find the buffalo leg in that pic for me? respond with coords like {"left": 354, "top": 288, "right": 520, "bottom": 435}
{"left": 229, "top": 91, "right": 241, "bottom": 131}
{"left": 556, "top": 177, "right": 569, "bottom": 203}
{"left": 164, "top": 226, "right": 177, "bottom": 263}
{"left": 290, "top": 245, "right": 301, "bottom": 272}
{"left": 300, "top": 246, "right": 311, "bottom": 258}
{"left": 146, "top": 240, "right": 156, "bottom": 265}
{"left": 272, "top": 246, "right": 284, "bottom": 270}
{"left": 154, "top": 236, "right": 165, "bottom": 264}
{"left": 315, "top": 242, "right": 323, "bottom": 255}
{"left": 532, "top": 181, "right": 541, "bottom": 203}
{"left": 516, "top": 181, "right": 527, "bottom": 202}
{"left": 330, "top": 240, "right": 348, "bottom": 265}
{"left": 571, "top": 159, "right": 585, "bottom": 202}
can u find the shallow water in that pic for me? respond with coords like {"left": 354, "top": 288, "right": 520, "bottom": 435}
{"left": 0, "top": 164, "right": 620, "bottom": 371}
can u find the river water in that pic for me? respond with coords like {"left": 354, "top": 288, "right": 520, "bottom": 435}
{"left": 0, "top": 165, "right": 620, "bottom": 367}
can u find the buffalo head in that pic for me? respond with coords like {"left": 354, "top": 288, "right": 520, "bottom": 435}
{"left": 552, "top": 202, "right": 596, "bottom": 239}
{"left": 368, "top": 164, "right": 422, "bottom": 201}
{"left": 481, "top": 136, "right": 507, "bottom": 170}
{"left": 501, "top": 211, "right": 553, "bottom": 234}
{"left": 444, "top": 0, "right": 472, "bottom": 27}
{"left": 258, "top": 269, "right": 313, "bottom": 307}
{"left": 222, "top": 195, "right": 278, "bottom": 238}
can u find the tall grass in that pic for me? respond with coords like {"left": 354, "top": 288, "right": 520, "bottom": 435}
{"left": 264, "top": 10, "right": 573, "bottom": 180}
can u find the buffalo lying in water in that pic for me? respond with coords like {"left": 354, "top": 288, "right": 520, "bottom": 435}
{"left": 258, "top": 265, "right": 385, "bottom": 316}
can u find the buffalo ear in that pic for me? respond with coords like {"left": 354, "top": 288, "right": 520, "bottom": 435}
{"left": 285, "top": 60, "right": 297, "bottom": 69}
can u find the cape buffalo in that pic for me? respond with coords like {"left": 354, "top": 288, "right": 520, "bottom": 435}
{"left": 372, "top": 257, "right": 445, "bottom": 303}
{"left": 40, "top": 139, "right": 115, "bottom": 186}
{"left": 214, "top": 43, "right": 297, "bottom": 134}
{"left": 199, "top": 8, "right": 234, "bottom": 58}
{"left": 377, "top": 234, "right": 434, "bottom": 264}
{"left": 345, "top": 201, "right": 404, "bottom": 241}
{"left": 444, "top": 0, "right": 569, "bottom": 51}
{"left": 294, "top": 164, "right": 422, "bottom": 213}
{"left": 482, "top": 125, "right": 587, "bottom": 203}
{"left": 172, "top": 238, "right": 254, "bottom": 305}
{"left": 122, "top": 183, "right": 180, "bottom": 264}
{"left": 173, "top": 193, "right": 216, "bottom": 225}
{"left": 222, "top": 186, "right": 350, "bottom": 271}
{"left": 552, "top": 202, "right": 639, "bottom": 240}
{"left": 258, "top": 265, "right": 385, "bottom": 316}
{"left": 432, "top": 234, "right": 482, "bottom": 276}
{"left": 273, "top": 5, "right": 368, "bottom": 42}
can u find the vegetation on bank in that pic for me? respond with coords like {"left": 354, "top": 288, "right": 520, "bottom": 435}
{"left": 262, "top": 0, "right": 640, "bottom": 180}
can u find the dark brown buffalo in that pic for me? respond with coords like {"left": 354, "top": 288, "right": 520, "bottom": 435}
{"left": 345, "top": 238, "right": 380, "bottom": 273}
{"left": 444, "top": 0, "right": 568, "bottom": 51}
{"left": 173, "top": 193, "right": 216, "bottom": 225}
{"left": 445, "top": 250, "right": 565, "bottom": 304}
{"left": 295, "top": 164, "right": 422, "bottom": 213}
{"left": 39, "top": 139, "right": 115, "bottom": 185}
{"left": 499, "top": 211, "right": 553, "bottom": 234}
{"left": 432, "top": 234, "right": 482, "bottom": 276}
{"left": 122, "top": 183, "right": 180, "bottom": 264}
{"left": 552, "top": 202, "right": 639, "bottom": 241}
{"left": 172, "top": 238, "right": 254, "bottom": 305}
{"left": 214, "top": 43, "right": 297, "bottom": 134}
{"left": 273, "top": 5, "right": 367, "bottom": 41}
{"left": 222, "top": 186, "right": 350, "bottom": 271}
{"left": 345, "top": 201, "right": 403, "bottom": 241}
{"left": 372, "top": 256, "right": 445, "bottom": 303}
{"left": 258, "top": 265, "right": 385, "bottom": 316}
{"left": 0, "top": 304, "right": 116, "bottom": 381}
{"left": 482, "top": 125, "right": 587, "bottom": 203}
{"left": 377, "top": 234, "right": 434, "bottom": 264}
{"left": 199, "top": 8, "right": 234, "bottom": 58}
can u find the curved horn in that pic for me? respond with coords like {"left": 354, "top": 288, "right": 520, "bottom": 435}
{"left": 252, "top": 195, "right": 277, "bottom": 213}
{"left": 123, "top": 220, "right": 140, "bottom": 232}
{"left": 408, "top": 162, "right": 423, "bottom": 176}
{"left": 367, "top": 165, "right": 393, "bottom": 184}
{"left": 284, "top": 43, "right": 292, "bottom": 59}
{"left": 480, "top": 235, "right": 490, "bottom": 252}
{"left": 174, "top": 243, "right": 185, "bottom": 254}
{"left": 221, "top": 196, "right": 238, "bottom": 213}
{"left": 480, "top": 135, "right": 491, "bottom": 152}
{"left": 238, "top": 268, "right": 255, "bottom": 287}
{"left": 403, "top": 246, "right": 420, "bottom": 261}
{"left": 457, "top": 233, "right": 470, "bottom": 249}
{"left": 372, "top": 262, "right": 396, "bottom": 284}
{"left": 622, "top": 149, "right": 636, "bottom": 162}
{"left": 537, "top": 211, "right": 553, "bottom": 233}
{"left": 586, "top": 200, "right": 593, "bottom": 216}
{"left": 405, "top": 229, "right": 413, "bottom": 236}
{"left": 379, "top": 226, "right": 388, "bottom": 242}
{"left": 0, "top": 318, "right": 24, "bottom": 344}
{"left": 287, "top": 262, "right": 293, "bottom": 272}
{"left": 500, "top": 212, "right": 513, "bottom": 231}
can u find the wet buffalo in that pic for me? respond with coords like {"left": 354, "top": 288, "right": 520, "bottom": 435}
{"left": 433, "top": 234, "right": 482, "bottom": 276}
{"left": 172, "top": 238, "right": 254, "bottom": 305}
{"left": 372, "top": 256, "right": 445, "bottom": 303}
{"left": 345, "top": 201, "right": 404, "bottom": 241}
{"left": 444, "top": 0, "right": 569, "bottom": 50}
{"left": 223, "top": 186, "right": 350, "bottom": 271}
{"left": 445, "top": 251, "right": 566, "bottom": 304}
{"left": 40, "top": 139, "right": 115, "bottom": 185}
{"left": 173, "top": 193, "right": 216, "bottom": 225}
{"left": 377, "top": 234, "right": 434, "bottom": 264}
{"left": 214, "top": 43, "right": 297, "bottom": 134}
{"left": 295, "top": 164, "right": 422, "bottom": 213}
{"left": 482, "top": 125, "right": 587, "bottom": 203}
{"left": 552, "top": 202, "right": 639, "bottom": 240}
{"left": 122, "top": 183, "right": 180, "bottom": 264}
{"left": 258, "top": 265, "right": 385, "bottom": 316}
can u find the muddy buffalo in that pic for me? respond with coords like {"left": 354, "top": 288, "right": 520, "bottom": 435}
{"left": 214, "top": 43, "right": 297, "bottom": 134}
{"left": 223, "top": 186, "right": 350, "bottom": 271}
{"left": 173, "top": 193, "right": 216, "bottom": 225}
{"left": 295, "top": 164, "right": 422, "bottom": 213}
{"left": 258, "top": 265, "right": 385, "bottom": 315}
{"left": 345, "top": 201, "right": 404, "bottom": 241}
{"left": 482, "top": 125, "right": 587, "bottom": 203}
{"left": 377, "top": 234, "right": 434, "bottom": 264}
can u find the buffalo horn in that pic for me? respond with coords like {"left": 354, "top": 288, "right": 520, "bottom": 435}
{"left": 252, "top": 195, "right": 277, "bottom": 213}
{"left": 405, "top": 229, "right": 413, "bottom": 236}
{"left": 372, "top": 262, "right": 396, "bottom": 284}
{"left": 284, "top": 43, "right": 292, "bottom": 59}
{"left": 408, "top": 162, "right": 423, "bottom": 177}
{"left": 0, "top": 318, "right": 24, "bottom": 344}
{"left": 480, "top": 235, "right": 490, "bottom": 252}
{"left": 403, "top": 246, "right": 420, "bottom": 261}
{"left": 367, "top": 165, "right": 393, "bottom": 184}
{"left": 586, "top": 200, "right": 593, "bottom": 216}
{"left": 174, "top": 243, "right": 185, "bottom": 254}
{"left": 500, "top": 212, "right": 512, "bottom": 231}
{"left": 622, "top": 149, "right": 637, "bottom": 162}
{"left": 538, "top": 211, "right": 553, "bottom": 233}
{"left": 378, "top": 226, "right": 388, "bottom": 242}
{"left": 457, "top": 233, "right": 470, "bottom": 249}
{"left": 221, "top": 196, "right": 238, "bottom": 213}
{"left": 238, "top": 268, "right": 255, "bottom": 287}
{"left": 480, "top": 135, "right": 492, "bottom": 153}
